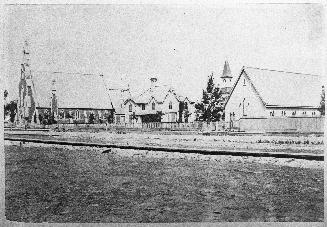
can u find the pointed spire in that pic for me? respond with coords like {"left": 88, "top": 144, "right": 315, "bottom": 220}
{"left": 221, "top": 60, "right": 232, "bottom": 78}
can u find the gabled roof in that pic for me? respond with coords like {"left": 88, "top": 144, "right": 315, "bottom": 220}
{"left": 32, "top": 72, "right": 114, "bottom": 109}
{"left": 225, "top": 67, "right": 322, "bottom": 109}
{"left": 134, "top": 85, "right": 184, "bottom": 104}
{"left": 109, "top": 88, "right": 132, "bottom": 114}
{"left": 221, "top": 61, "right": 233, "bottom": 78}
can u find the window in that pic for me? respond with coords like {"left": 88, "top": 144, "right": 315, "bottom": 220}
{"left": 129, "top": 104, "right": 132, "bottom": 112}
{"left": 270, "top": 111, "right": 275, "bottom": 117}
{"left": 184, "top": 102, "right": 188, "bottom": 110}
{"left": 243, "top": 79, "right": 246, "bottom": 86}
{"left": 169, "top": 101, "right": 172, "bottom": 109}
{"left": 303, "top": 111, "right": 306, "bottom": 115}
{"left": 223, "top": 79, "right": 226, "bottom": 83}
{"left": 27, "top": 86, "right": 32, "bottom": 96}
{"left": 142, "top": 104, "right": 145, "bottom": 110}
{"left": 76, "top": 110, "right": 80, "bottom": 119}
{"left": 59, "top": 110, "right": 64, "bottom": 119}
{"left": 152, "top": 102, "right": 155, "bottom": 110}
{"left": 312, "top": 111, "right": 316, "bottom": 116}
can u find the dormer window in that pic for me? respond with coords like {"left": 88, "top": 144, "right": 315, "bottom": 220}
{"left": 169, "top": 101, "right": 172, "bottom": 109}
{"left": 152, "top": 102, "right": 155, "bottom": 110}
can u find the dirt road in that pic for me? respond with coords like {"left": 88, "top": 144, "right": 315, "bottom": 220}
{"left": 5, "top": 141, "right": 324, "bottom": 222}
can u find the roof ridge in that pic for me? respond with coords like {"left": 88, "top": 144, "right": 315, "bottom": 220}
{"left": 244, "top": 66, "right": 320, "bottom": 77}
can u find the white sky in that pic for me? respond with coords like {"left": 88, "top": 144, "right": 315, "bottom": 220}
{"left": 3, "top": 3, "right": 324, "bottom": 101}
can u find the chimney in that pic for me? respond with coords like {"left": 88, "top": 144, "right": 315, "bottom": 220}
{"left": 150, "top": 77, "right": 158, "bottom": 88}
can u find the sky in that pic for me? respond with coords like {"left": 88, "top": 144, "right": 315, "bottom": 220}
{"left": 3, "top": 3, "right": 324, "bottom": 102}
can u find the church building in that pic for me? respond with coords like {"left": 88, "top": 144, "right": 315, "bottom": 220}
{"left": 224, "top": 66, "right": 323, "bottom": 122}
{"left": 17, "top": 41, "right": 115, "bottom": 125}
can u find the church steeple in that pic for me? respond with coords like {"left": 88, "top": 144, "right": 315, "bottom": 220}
{"left": 22, "top": 40, "right": 32, "bottom": 79}
{"left": 221, "top": 60, "right": 232, "bottom": 79}
{"left": 220, "top": 60, "right": 233, "bottom": 88}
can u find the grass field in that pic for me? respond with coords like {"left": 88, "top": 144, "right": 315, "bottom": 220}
{"left": 5, "top": 141, "right": 324, "bottom": 223}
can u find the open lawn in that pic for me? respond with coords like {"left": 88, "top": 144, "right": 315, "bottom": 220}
{"left": 5, "top": 131, "right": 324, "bottom": 155}
{"left": 5, "top": 141, "right": 324, "bottom": 222}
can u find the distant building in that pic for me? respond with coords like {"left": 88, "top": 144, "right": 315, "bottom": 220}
{"left": 17, "top": 41, "right": 114, "bottom": 124}
{"left": 219, "top": 61, "right": 234, "bottom": 108}
{"left": 224, "top": 66, "right": 323, "bottom": 122}
{"left": 108, "top": 87, "right": 132, "bottom": 124}
{"left": 120, "top": 77, "right": 196, "bottom": 123}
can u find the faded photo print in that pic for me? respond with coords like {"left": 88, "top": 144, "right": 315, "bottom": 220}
{"left": 3, "top": 3, "right": 324, "bottom": 224}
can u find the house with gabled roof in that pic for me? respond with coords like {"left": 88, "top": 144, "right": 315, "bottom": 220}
{"left": 121, "top": 77, "right": 196, "bottom": 123}
{"left": 17, "top": 42, "right": 115, "bottom": 125}
{"left": 224, "top": 66, "right": 323, "bottom": 123}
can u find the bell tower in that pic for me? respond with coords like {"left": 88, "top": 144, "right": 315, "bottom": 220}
{"left": 220, "top": 60, "right": 233, "bottom": 88}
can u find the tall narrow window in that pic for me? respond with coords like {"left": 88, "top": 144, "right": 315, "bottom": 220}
{"left": 169, "top": 101, "right": 172, "bottom": 110}
{"left": 27, "top": 86, "right": 32, "bottom": 95}
{"left": 152, "top": 102, "right": 155, "bottom": 110}
{"left": 129, "top": 104, "right": 132, "bottom": 112}
{"left": 142, "top": 104, "right": 145, "bottom": 110}
{"left": 76, "top": 110, "right": 80, "bottom": 119}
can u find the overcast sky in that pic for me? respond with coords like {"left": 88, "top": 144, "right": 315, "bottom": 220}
{"left": 3, "top": 4, "right": 324, "bottom": 101}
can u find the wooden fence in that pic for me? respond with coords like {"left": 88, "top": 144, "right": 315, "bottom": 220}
{"left": 238, "top": 117, "right": 324, "bottom": 133}
{"left": 6, "top": 121, "right": 229, "bottom": 132}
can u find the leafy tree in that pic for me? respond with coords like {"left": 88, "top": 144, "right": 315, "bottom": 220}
{"left": 318, "top": 86, "right": 325, "bottom": 116}
{"left": 4, "top": 90, "right": 8, "bottom": 100}
{"left": 195, "top": 73, "right": 224, "bottom": 122}
{"left": 4, "top": 100, "right": 17, "bottom": 122}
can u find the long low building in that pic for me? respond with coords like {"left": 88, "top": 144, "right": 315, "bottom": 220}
{"left": 17, "top": 42, "right": 114, "bottom": 125}
{"left": 224, "top": 66, "right": 323, "bottom": 123}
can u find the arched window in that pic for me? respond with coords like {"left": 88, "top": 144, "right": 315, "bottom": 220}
{"left": 76, "top": 110, "right": 80, "bottom": 119}
{"left": 152, "top": 102, "right": 155, "bottom": 110}
{"left": 169, "top": 101, "right": 172, "bottom": 109}
{"left": 129, "top": 104, "right": 132, "bottom": 112}
{"left": 223, "top": 79, "right": 226, "bottom": 83}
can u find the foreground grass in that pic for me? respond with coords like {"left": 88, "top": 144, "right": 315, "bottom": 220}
{"left": 5, "top": 143, "right": 324, "bottom": 222}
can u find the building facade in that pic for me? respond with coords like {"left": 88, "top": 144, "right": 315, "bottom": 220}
{"left": 224, "top": 66, "right": 322, "bottom": 122}
{"left": 17, "top": 41, "right": 115, "bottom": 125}
{"left": 117, "top": 77, "right": 196, "bottom": 124}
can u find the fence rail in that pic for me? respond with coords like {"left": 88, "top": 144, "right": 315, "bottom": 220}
{"left": 6, "top": 117, "right": 324, "bottom": 133}
{"left": 5, "top": 121, "right": 229, "bottom": 132}
{"left": 238, "top": 117, "right": 324, "bottom": 133}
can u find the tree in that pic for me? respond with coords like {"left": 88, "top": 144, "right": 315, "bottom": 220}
{"left": 4, "top": 100, "right": 17, "bottom": 122}
{"left": 4, "top": 90, "right": 8, "bottom": 101}
{"left": 318, "top": 86, "right": 325, "bottom": 116}
{"left": 195, "top": 73, "right": 224, "bottom": 122}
